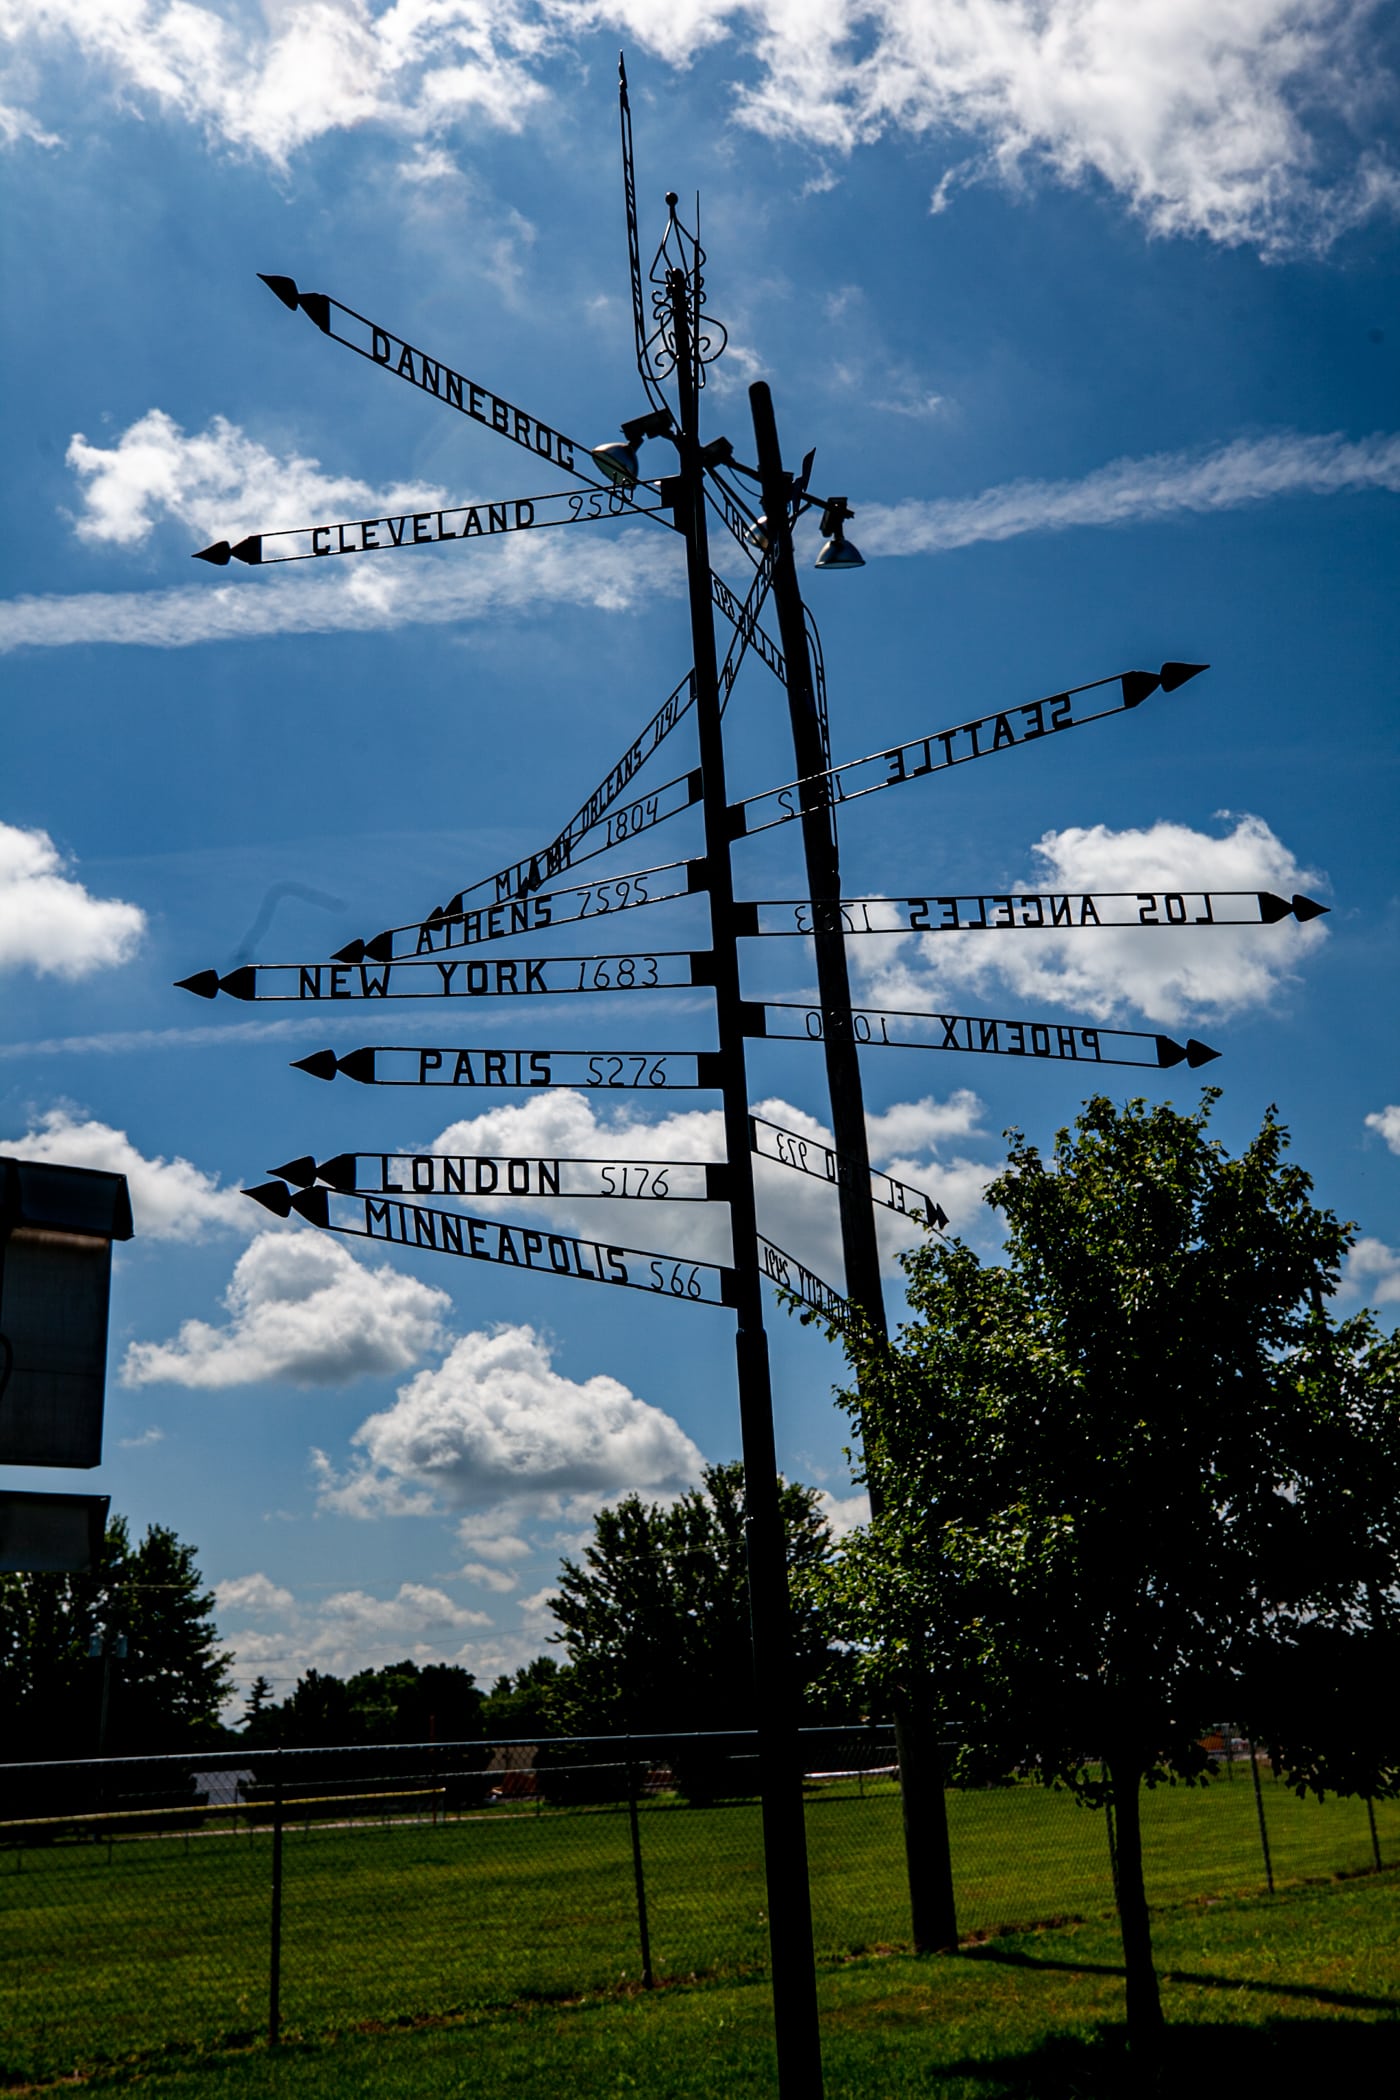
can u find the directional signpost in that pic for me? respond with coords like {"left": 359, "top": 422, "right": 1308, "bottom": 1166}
{"left": 178, "top": 52, "right": 1322, "bottom": 2100}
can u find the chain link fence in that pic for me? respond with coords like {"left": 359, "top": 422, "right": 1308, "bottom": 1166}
{"left": 3, "top": 1728, "right": 1394, "bottom": 2084}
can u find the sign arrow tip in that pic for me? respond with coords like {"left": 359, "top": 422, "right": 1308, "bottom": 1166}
{"left": 1257, "top": 891, "right": 1292, "bottom": 924}
{"left": 1155, "top": 1035, "right": 1188, "bottom": 1067}
{"left": 298, "top": 291, "right": 331, "bottom": 334}
{"left": 269, "top": 1156, "right": 318, "bottom": 1188}
{"left": 1159, "top": 661, "right": 1209, "bottom": 692}
{"left": 291, "top": 1049, "right": 339, "bottom": 1082}
{"left": 290, "top": 1186, "right": 331, "bottom": 1227}
{"left": 243, "top": 1181, "right": 293, "bottom": 1218}
{"left": 1185, "top": 1039, "right": 1221, "bottom": 1068}
{"left": 258, "top": 273, "right": 301, "bottom": 311}
{"left": 331, "top": 939, "right": 365, "bottom": 965}
{"left": 193, "top": 542, "right": 231, "bottom": 566}
{"left": 1120, "top": 670, "right": 1162, "bottom": 709}
{"left": 218, "top": 967, "right": 256, "bottom": 1001}
{"left": 316, "top": 1153, "right": 357, "bottom": 1192}
{"left": 1292, "top": 893, "right": 1329, "bottom": 922}
{"left": 175, "top": 970, "right": 220, "bottom": 999}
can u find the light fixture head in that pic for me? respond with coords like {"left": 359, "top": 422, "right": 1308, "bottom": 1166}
{"left": 815, "top": 532, "right": 865, "bottom": 570}
{"left": 814, "top": 493, "right": 864, "bottom": 570}
{"left": 590, "top": 407, "right": 675, "bottom": 488}
{"left": 590, "top": 439, "right": 641, "bottom": 486}
{"left": 746, "top": 514, "right": 771, "bottom": 552}
{"left": 700, "top": 436, "right": 734, "bottom": 467}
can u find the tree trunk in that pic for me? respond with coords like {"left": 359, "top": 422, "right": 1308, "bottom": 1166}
{"left": 893, "top": 1698, "right": 958, "bottom": 1949}
{"left": 1106, "top": 1752, "right": 1163, "bottom": 2055}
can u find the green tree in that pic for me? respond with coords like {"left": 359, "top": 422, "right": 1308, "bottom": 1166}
{"left": 480, "top": 1655, "right": 568, "bottom": 1737}
{"left": 251, "top": 1658, "right": 485, "bottom": 1746}
{"left": 825, "top": 1093, "right": 1400, "bottom": 2055}
{"left": 0, "top": 1515, "right": 232, "bottom": 1760}
{"left": 548, "top": 1460, "right": 858, "bottom": 1738}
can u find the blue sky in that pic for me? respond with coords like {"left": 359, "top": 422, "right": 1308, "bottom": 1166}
{"left": 2, "top": 1, "right": 1397, "bottom": 1708}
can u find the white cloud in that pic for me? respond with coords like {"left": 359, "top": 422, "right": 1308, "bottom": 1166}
{"left": 12, "top": 414, "right": 1396, "bottom": 656}
{"left": 117, "top": 1425, "right": 164, "bottom": 1448}
{"left": 0, "top": 406, "right": 676, "bottom": 654}
{"left": 319, "top": 1583, "right": 491, "bottom": 1638}
{"left": 1339, "top": 1236, "right": 1400, "bottom": 1307}
{"left": 416, "top": 1085, "right": 993, "bottom": 1287}
{"left": 815, "top": 1487, "right": 870, "bottom": 1540}
{"left": 65, "top": 409, "right": 449, "bottom": 549}
{"left": 122, "top": 1228, "right": 450, "bottom": 1388}
{"left": 4, "top": 2, "right": 1396, "bottom": 253}
{"left": 316, "top": 1321, "right": 705, "bottom": 1517}
{"left": 1, "top": 1107, "right": 251, "bottom": 1237}
{"left": 215, "top": 1572, "right": 295, "bottom": 1616}
{"left": 1364, "top": 1106, "right": 1400, "bottom": 1155}
{"left": 461, "top": 1560, "right": 519, "bottom": 1591}
{"left": 216, "top": 1570, "right": 498, "bottom": 1694}
{"left": 857, "top": 429, "right": 1400, "bottom": 557}
{"left": 852, "top": 814, "right": 1327, "bottom": 1027}
{"left": 0, "top": 821, "right": 145, "bottom": 976}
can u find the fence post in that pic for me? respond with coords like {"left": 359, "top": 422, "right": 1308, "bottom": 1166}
{"left": 269, "top": 1755, "right": 284, "bottom": 2046}
{"left": 625, "top": 1757, "right": 654, "bottom": 1990}
{"left": 1366, "top": 1798, "right": 1382, "bottom": 1872}
{"left": 1246, "top": 1740, "right": 1274, "bottom": 1893}
{"left": 1105, "top": 1797, "right": 1119, "bottom": 1906}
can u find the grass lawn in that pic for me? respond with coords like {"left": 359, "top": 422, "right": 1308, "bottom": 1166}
{"left": 14, "top": 1872, "right": 1397, "bottom": 2098}
{"left": 3, "top": 1774, "right": 1395, "bottom": 2088}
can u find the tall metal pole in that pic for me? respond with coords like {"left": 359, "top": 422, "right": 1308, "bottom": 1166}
{"left": 670, "top": 282, "right": 824, "bottom": 2097}
{"left": 748, "top": 380, "right": 959, "bottom": 1953}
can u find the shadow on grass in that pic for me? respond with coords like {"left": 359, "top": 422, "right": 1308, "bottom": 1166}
{"left": 937, "top": 2020, "right": 1399, "bottom": 2098}
{"left": 962, "top": 1943, "right": 1400, "bottom": 2014}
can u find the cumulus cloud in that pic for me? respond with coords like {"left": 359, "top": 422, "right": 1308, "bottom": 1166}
{"left": 0, "top": 821, "right": 145, "bottom": 976}
{"left": 215, "top": 1572, "right": 295, "bottom": 1616}
{"left": 1, "top": 1107, "right": 251, "bottom": 1237}
{"left": 1364, "top": 1106, "right": 1400, "bottom": 1155}
{"left": 315, "top": 1321, "right": 704, "bottom": 1518}
{"left": 122, "top": 1229, "right": 450, "bottom": 1388}
{"left": 216, "top": 1571, "right": 496, "bottom": 1694}
{"left": 4, "top": 2, "right": 1397, "bottom": 252}
{"left": 65, "top": 409, "right": 449, "bottom": 550}
{"left": 857, "top": 429, "right": 1400, "bottom": 557}
{"left": 415, "top": 1085, "right": 993, "bottom": 1288}
{"left": 852, "top": 814, "right": 1327, "bottom": 1028}
{"left": 0, "top": 406, "right": 678, "bottom": 654}
{"left": 1339, "top": 1236, "right": 1400, "bottom": 1308}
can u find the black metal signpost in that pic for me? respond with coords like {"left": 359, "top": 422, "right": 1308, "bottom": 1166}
{"left": 178, "top": 52, "right": 1323, "bottom": 2100}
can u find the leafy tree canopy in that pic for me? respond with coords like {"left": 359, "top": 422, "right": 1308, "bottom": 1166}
{"left": 0, "top": 1515, "right": 232, "bottom": 1761}
{"left": 242, "top": 1657, "right": 485, "bottom": 1747}
{"left": 548, "top": 1460, "right": 859, "bottom": 1737}
{"left": 822, "top": 1093, "right": 1400, "bottom": 2045}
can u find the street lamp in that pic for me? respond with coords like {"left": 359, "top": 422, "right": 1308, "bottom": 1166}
{"left": 590, "top": 407, "right": 675, "bottom": 486}
{"left": 813, "top": 497, "right": 864, "bottom": 570}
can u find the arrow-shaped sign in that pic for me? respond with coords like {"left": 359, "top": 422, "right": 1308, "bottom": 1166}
{"left": 758, "top": 1237, "right": 852, "bottom": 1331}
{"left": 244, "top": 1179, "right": 737, "bottom": 1306}
{"left": 192, "top": 483, "right": 670, "bottom": 568}
{"left": 335, "top": 857, "right": 706, "bottom": 968}
{"left": 749, "top": 1002, "right": 1219, "bottom": 1072}
{"left": 736, "top": 889, "right": 1329, "bottom": 937}
{"left": 271, "top": 1150, "right": 727, "bottom": 1203}
{"left": 256, "top": 274, "right": 609, "bottom": 490}
{"left": 337, "top": 672, "right": 698, "bottom": 957}
{"left": 177, "top": 948, "right": 708, "bottom": 1004}
{"left": 288, "top": 1045, "right": 723, "bottom": 1091}
{"left": 749, "top": 1114, "right": 947, "bottom": 1231}
{"left": 727, "top": 662, "right": 1208, "bottom": 839}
